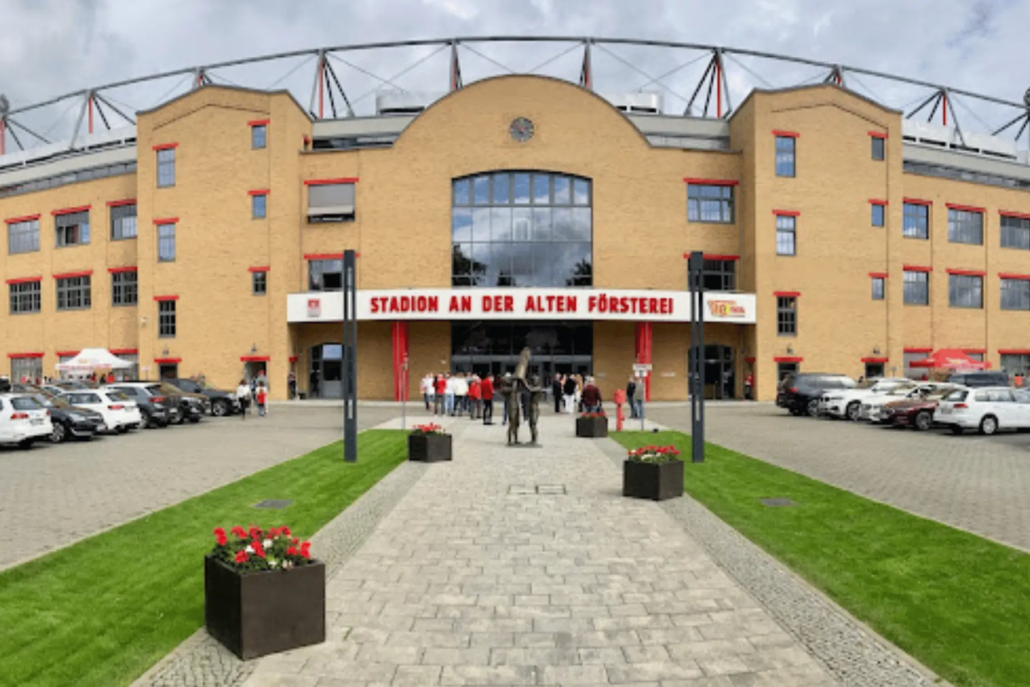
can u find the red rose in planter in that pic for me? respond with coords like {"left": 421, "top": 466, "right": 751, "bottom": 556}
{"left": 300, "top": 542, "right": 311, "bottom": 559}
{"left": 281, "top": 526, "right": 292, "bottom": 537}
{"left": 235, "top": 551, "right": 249, "bottom": 564}
{"left": 231, "top": 526, "right": 247, "bottom": 539}
{"left": 214, "top": 528, "right": 228, "bottom": 546}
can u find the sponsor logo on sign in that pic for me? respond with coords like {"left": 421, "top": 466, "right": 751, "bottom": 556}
{"left": 307, "top": 298, "right": 321, "bottom": 317}
{"left": 707, "top": 300, "right": 746, "bottom": 318}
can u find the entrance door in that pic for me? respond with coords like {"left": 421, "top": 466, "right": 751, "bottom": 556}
{"left": 864, "top": 362, "right": 885, "bottom": 379}
{"left": 690, "top": 345, "right": 736, "bottom": 399}
{"left": 777, "top": 362, "right": 799, "bottom": 381}
{"left": 159, "top": 363, "right": 178, "bottom": 379}
{"left": 311, "top": 344, "right": 343, "bottom": 399}
{"left": 244, "top": 361, "right": 267, "bottom": 382}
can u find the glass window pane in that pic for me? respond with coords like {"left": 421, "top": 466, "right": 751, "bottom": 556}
{"left": 492, "top": 173, "right": 510, "bottom": 204}
{"left": 512, "top": 208, "right": 532, "bottom": 242}
{"left": 532, "top": 207, "right": 551, "bottom": 241}
{"left": 491, "top": 243, "right": 513, "bottom": 286}
{"left": 532, "top": 174, "right": 549, "bottom": 204}
{"left": 471, "top": 243, "right": 491, "bottom": 286}
{"left": 453, "top": 179, "right": 470, "bottom": 206}
{"left": 452, "top": 207, "right": 472, "bottom": 242}
{"left": 453, "top": 242, "right": 473, "bottom": 275}
{"left": 491, "top": 207, "right": 513, "bottom": 241}
{"left": 530, "top": 243, "right": 554, "bottom": 286}
{"left": 513, "top": 173, "right": 531, "bottom": 204}
{"left": 573, "top": 179, "right": 590, "bottom": 205}
{"left": 473, "top": 175, "right": 490, "bottom": 205}
{"left": 569, "top": 208, "right": 591, "bottom": 241}
{"left": 472, "top": 208, "right": 491, "bottom": 242}
{"left": 553, "top": 176, "right": 571, "bottom": 205}
{"left": 553, "top": 208, "right": 573, "bottom": 241}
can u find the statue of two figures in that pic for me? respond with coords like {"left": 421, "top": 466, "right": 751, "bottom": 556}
{"left": 502, "top": 347, "right": 544, "bottom": 446}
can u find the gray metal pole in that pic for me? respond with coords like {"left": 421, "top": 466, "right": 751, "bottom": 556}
{"left": 640, "top": 371, "right": 645, "bottom": 431}
{"left": 688, "top": 251, "right": 706, "bottom": 463}
{"left": 343, "top": 250, "right": 358, "bottom": 462}
{"left": 401, "top": 354, "right": 408, "bottom": 431}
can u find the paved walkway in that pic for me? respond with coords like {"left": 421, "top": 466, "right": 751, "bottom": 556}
{"left": 242, "top": 415, "right": 836, "bottom": 686}
{"left": 649, "top": 403, "right": 1030, "bottom": 552}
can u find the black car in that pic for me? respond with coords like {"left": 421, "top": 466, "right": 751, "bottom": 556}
{"left": 945, "top": 371, "right": 1010, "bottom": 388}
{"left": 776, "top": 373, "right": 856, "bottom": 417}
{"left": 165, "top": 378, "right": 239, "bottom": 417}
{"left": 112, "top": 382, "right": 206, "bottom": 424}
{"left": 105, "top": 384, "right": 172, "bottom": 428}
{"left": 28, "top": 392, "right": 104, "bottom": 443}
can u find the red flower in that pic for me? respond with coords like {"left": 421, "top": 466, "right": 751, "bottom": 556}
{"left": 269, "top": 527, "right": 279, "bottom": 538}
{"left": 213, "top": 527, "right": 226, "bottom": 538}
{"left": 235, "top": 551, "right": 249, "bottom": 564}
{"left": 216, "top": 533, "right": 227, "bottom": 546}
{"left": 286, "top": 546, "right": 298, "bottom": 556}
{"left": 300, "top": 541, "right": 311, "bottom": 559}
{"left": 231, "top": 526, "right": 247, "bottom": 538}
{"left": 252, "top": 541, "right": 266, "bottom": 558}
{"left": 281, "top": 526, "right": 292, "bottom": 537}
{"left": 292, "top": 537, "right": 300, "bottom": 545}
{"left": 248, "top": 526, "right": 263, "bottom": 540}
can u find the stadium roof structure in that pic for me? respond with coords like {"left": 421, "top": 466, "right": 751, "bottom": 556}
{"left": 1, "top": 36, "right": 1028, "bottom": 158}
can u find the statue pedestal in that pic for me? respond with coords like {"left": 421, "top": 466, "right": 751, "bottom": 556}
{"left": 506, "top": 443, "right": 543, "bottom": 449}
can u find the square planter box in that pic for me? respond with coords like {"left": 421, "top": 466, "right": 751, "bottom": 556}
{"left": 204, "top": 555, "right": 326, "bottom": 660}
{"left": 623, "top": 459, "right": 684, "bottom": 501}
{"left": 576, "top": 416, "right": 608, "bottom": 438}
{"left": 408, "top": 433, "right": 452, "bottom": 462}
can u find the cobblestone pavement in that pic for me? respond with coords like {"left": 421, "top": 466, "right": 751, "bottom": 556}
{"left": 238, "top": 415, "right": 837, "bottom": 687}
{"left": 0, "top": 404, "right": 400, "bottom": 570}
{"left": 648, "top": 403, "right": 1030, "bottom": 552}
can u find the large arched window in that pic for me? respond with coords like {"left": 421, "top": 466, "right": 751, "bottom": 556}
{"left": 452, "top": 171, "right": 592, "bottom": 287}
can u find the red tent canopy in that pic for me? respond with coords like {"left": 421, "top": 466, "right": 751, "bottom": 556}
{"left": 909, "top": 348, "right": 990, "bottom": 369}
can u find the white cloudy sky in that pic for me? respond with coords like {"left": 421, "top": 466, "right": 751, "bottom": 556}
{"left": 1, "top": 0, "right": 1028, "bottom": 143}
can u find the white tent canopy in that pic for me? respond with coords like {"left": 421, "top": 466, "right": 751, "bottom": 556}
{"left": 55, "top": 348, "right": 134, "bottom": 374}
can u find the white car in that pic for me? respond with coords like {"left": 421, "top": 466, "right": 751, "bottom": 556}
{"left": 0, "top": 393, "right": 54, "bottom": 448}
{"left": 860, "top": 383, "right": 940, "bottom": 422}
{"left": 58, "top": 389, "right": 143, "bottom": 434}
{"left": 934, "top": 386, "right": 1030, "bottom": 435}
{"left": 819, "top": 378, "right": 912, "bottom": 420}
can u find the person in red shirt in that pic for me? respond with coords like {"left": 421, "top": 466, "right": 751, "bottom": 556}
{"left": 480, "top": 375, "right": 495, "bottom": 425}
{"left": 581, "top": 378, "right": 602, "bottom": 413}
{"left": 468, "top": 376, "right": 481, "bottom": 419}
{"left": 434, "top": 374, "right": 446, "bottom": 416}
{"left": 106, "top": 372, "right": 115, "bottom": 384}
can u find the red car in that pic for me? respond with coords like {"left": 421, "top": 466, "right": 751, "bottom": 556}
{"left": 884, "top": 387, "right": 961, "bottom": 430}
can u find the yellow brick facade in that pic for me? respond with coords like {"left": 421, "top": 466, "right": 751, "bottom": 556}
{"left": 2, "top": 77, "right": 1030, "bottom": 401}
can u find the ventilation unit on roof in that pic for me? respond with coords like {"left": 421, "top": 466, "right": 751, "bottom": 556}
{"left": 375, "top": 91, "right": 443, "bottom": 116}
{"left": 602, "top": 92, "right": 663, "bottom": 115}
{"left": 902, "top": 120, "right": 1018, "bottom": 160}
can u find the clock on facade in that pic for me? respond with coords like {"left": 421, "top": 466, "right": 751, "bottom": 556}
{"left": 509, "top": 116, "right": 534, "bottom": 142}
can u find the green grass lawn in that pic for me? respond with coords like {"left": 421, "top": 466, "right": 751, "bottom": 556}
{"left": 613, "top": 431, "right": 1030, "bottom": 687}
{"left": 0, "top": 429, "right": 408, "bottom": 687}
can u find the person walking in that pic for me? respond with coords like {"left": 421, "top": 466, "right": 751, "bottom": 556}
{"left": 309, "top": 368, "right": 320, "bottom": 399}
{"left": 481, "top": 374, "right": 494, "bottom": 425}
{"left": 444, "top": 373, "right": 456, "bottom": 416}
{"left": 287, "top": 371, "right": 297, "bottom": 400}
{"left": 421, "top": 373, "right": 434, "bottom": 411}
{"left": 582, "top": 377, "right": 602, "bottom": 413}
{"left": 236, "top": 379, "right": 251, "bottom": 420}
{"left": 626, "top": 376, "right": 638, "bottom": 418}
{"left": 744, "top": 371, "right": 754, "bottom": 401}
{"left": 552, "top": 374, "right": 563, "bottom": 413}
{"left": 501, "top": 372, "right": 513, "bottom": 425}
{"left": 434, "top": 374, "right": 446, "bottom": 415}
{"left": 256, "top": 382, "right": 268, "bottom": 417}
{"left": 575, "top": 374, "right": 584, "bottom": 413}
{"left": 453, "top": 373, "right": 468, "bottom": 416}
{"left": 562, "top": 374, "right": 577, "bottom": 414}
{"left": 468, "top": 375, "right": 482, "bottom": 419}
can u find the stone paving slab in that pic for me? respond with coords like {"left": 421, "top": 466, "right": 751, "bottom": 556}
{"left": 238, "top": 415, "right": 837, "bottom": 687}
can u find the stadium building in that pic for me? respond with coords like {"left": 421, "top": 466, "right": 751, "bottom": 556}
{"left": 2, "top": 38, "right": 1030, "bottom": 401}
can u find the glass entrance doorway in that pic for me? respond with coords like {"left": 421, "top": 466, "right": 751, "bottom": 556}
{"left": 310, "top": 344, "right": 342, "bottom": 399}
{"left": 690, "top": 345, "right": 736, "bottom": 399}
{"left": 451, "top": 321, "right": 592, "bottom": 386}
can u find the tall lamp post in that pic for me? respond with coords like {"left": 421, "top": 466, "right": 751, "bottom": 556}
{"left": 342, "top": 250, "right": 358, "bottom": 462}
{"left": 687, "top": 251, "right": 706, "bottom": 463}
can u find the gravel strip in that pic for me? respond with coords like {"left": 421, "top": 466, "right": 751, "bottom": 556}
{"left": 597, "top": 437, "right": 948, "bottom": 687}
{"left": 131, "top": 457, "right": 429, "bottom": 687}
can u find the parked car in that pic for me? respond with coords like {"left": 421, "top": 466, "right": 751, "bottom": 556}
{"left": 50, "top": 379, "right": 92, "bottom": 391}
{"left": 819, "top": 377, "right": 912, "bottom": 420}
{"left": 112, "top": 381, "right": 204, "bottom": 424}
{"left": 934, "top": 386, "right": 1030, "bottom": 435}
{"left": 57, "top": 389, "right": 142, "bottom": 434}
{"left": 777, "top": 373, "right": 856, "bottom": 417}
{"left": 945, "top": 371, "right": 1010, "bottom": 388}
{"left": 164, "top": 378, "right": 239, "bottom": 417}
{"left": 104, "top": 384, "right": 172, "bottom": 428}
{"left": 860, "top": 383, "right": 938, "bottom": 422}
{"left": 882, "top": 385, "right": 965, "bottom": 430}
{"left": 28, "top": 392, "right": 104, "bottom": 442}
{"left": 0, "top": 393, "right": 53, "bottom": 448}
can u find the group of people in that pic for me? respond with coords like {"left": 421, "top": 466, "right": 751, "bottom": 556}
{"left": 551, "top": 374, "right": 606, "bottom": 414}
{"left": 420, "top": 372, "right": 496, "bottom": 424}
{"left": 235, "top": 371, "right": 270, "bottom": 418}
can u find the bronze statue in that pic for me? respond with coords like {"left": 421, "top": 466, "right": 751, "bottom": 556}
{"left": 526, "top": 373, "right": 544, "bottom": 445}
{"left": 503, "top": 347, "right": 540, "bottom": 446}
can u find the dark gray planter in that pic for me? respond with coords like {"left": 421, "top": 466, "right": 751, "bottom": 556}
{"left": 623, "top": 459, "right": 684, "bottom": 501}
{"left": 408, "top": 433, "right": 452, "bottom": 462}
{"left": 576, "top": 415, "right": 608, "bottom": 438}
{"left": 204, "top": 555, "right": 325, "bottom": 660}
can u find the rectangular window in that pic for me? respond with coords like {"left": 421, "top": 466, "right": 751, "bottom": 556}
{"left": 56, "top": 276, "right": 91, "bottom": 311}
{"left": 110, "top": 204, "right": 137, "bottom": 240}
{"left": 158, "top": 300, "right": 176, "bottom": 337}
{"left": 903, "top": 203, "right": 929, "bottom": 239}
{"left": 871, "top": 203, "right": 885, "bottom": 227}
{"left": 112, "top": 271, "right": 138, "bottom": 306}
{"left": 307, "top": 182, "right": 355, "bottom": 223}
{"left": 903, "top": 271, "right": 929, "bottom": 305}
{"left": 157, "top": 223, "right": 176, "bottom": 262}
{"left": 7, "top": 219, "right": 40, "bottom": 254}
{"left": 776, "top": 296, "right": 797, "bottom": 336}
{"left": 157, "top": 148, "right": 175, "bottom": 188}
{"left": 309, "top": 259, "right": 343, "bottom": 291}
{"left": 1001, "top": 215, "right": 1030, "bottom": 250}
{"left": 871, "top": 136, "right": 885, "bottom": 161}
{"left": 1000, "top": 278, "right": 1030, "bottom": 311}
{"left": 775, "top": 136, "right": 796, "bottom": 177}
{"left": 949, "top": 274, "right": 983, "bottom": 308}
{"left": 55, "top": 211, "right": 90, "bottom": 247}
{"left": 252, "top": 271, "right": 267, "bottom": 295}
{"left": 251, "top": 124, "right": 267, "bottom": 149}
{"left": 701, "top": 259, "right": 735, "bottom": 291}
{"left": 872, "top": 277, "right": 885, "bottom": 300}
{"left": 1001, "top": 354, "right": 1030, "bottom": 376}
{"left": 687, "top": 185, "right": 734, "bottom": 224}
{"left": 252, "top": 194, "right": 267, "bottom": 219}
{"left": 948, "top": 208, "right": 983, "bottom": 245}
{"left": 776, "top": 215, "right": 796, "bottom": 256}
{"left": 9, "top": 281, "right": 41, "bottom": 314}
